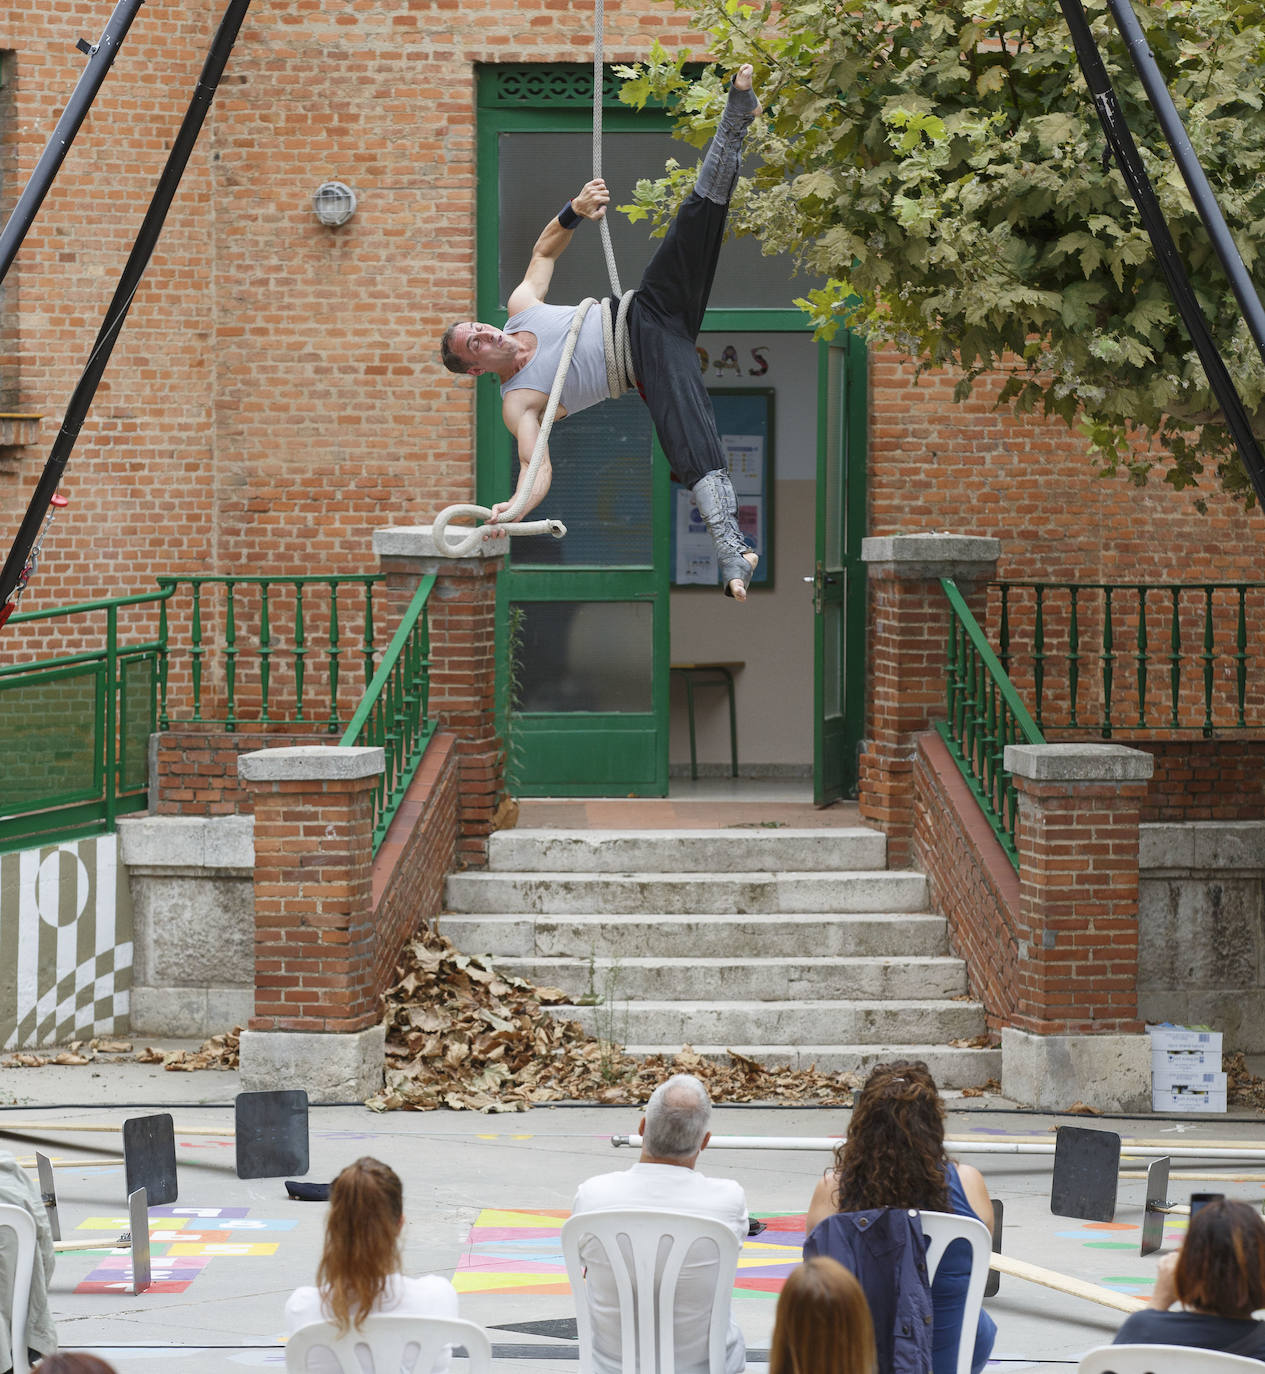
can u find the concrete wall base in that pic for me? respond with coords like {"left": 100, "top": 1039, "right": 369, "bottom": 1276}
{"left": 1001, "top": 1028, "right": 1151, "bottom": 1112}
{"left": 238, "top": 1025, "right": 385, "bottom": 1103}
{"left": 119, "top": 815, "right": 254, "bottom": 1038}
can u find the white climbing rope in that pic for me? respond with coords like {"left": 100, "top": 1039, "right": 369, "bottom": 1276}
{"left": 429, "top": 0, "right": 635, "bottom": 558}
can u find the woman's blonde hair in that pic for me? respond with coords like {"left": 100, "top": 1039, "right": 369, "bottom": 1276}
{"left": 315, "top": 1156, "right": 404, "bottom": 1334}
{"left": 769, "top": 1257, "right": 877, "bottom": 1374}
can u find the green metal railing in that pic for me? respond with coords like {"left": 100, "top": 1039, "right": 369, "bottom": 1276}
{"left": 155, "top": 575, "right": 382, "bottom": 732}
{"left": 340, "top": 574, "right": 437, "bottom": 851}
{"left": 0, "top": 586, "right": 175, "bottom": 853}
{"left": 939, "top": 578, "right": 1045, "bottom": 868}
{"left": 997, "top": 581, "right": 1265, "bottom": 736}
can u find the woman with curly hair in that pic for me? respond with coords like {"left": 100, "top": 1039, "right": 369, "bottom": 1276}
{"left": 804, "top": 1060, "right": 996, "bottom": 1374}
{"left": 769, "top": 1256, "right": 877, "bottom": 1374}
{"left": 285, "top": 1157, "right": 458, "bottom": 1370}
{"left": 1113, "top": 1198, "right": 1265, "bottom": 1358}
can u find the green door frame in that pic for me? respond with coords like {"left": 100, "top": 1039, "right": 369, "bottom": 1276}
{"left": 474, "top": 64, "right": 867, "bottom": 797}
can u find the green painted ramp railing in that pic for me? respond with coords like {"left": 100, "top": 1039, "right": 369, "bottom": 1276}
{"left": 938, "top": 577, "right": 1044, "bottom": 870}
{"left": 0, "top": 587, "right": 174, "bottom": 854}
{"left": 340, "top": 575, "right": 437, "bottom": 851}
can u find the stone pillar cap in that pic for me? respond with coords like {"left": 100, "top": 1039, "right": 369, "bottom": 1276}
{"left": 374, "top": 525, "right": 508, "bottom": 560}
{"left": 1004, "top": 742, "right": 1154, "bottom": 782}
{"left": 238, "top": 745, "right": 385, "bottom": 783}
{"left": 861, "top": 532, "right": 1001, "bottom": 576}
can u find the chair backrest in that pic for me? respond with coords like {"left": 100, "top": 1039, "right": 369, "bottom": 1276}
{"left": 919, "top": 1210, "right": 992, "bottom": 1374}
{"left": 284, "top": 1314, "right": 493, "bottom": 1374}
{"left": 560, "top": 1208, "right": 742, "bottom": 1374}
{"left": 0, "top": 1203, "right": 38, "bottom": 1374}
{"left": 1078, "top": 1344, "right": 1265, "bottom": 1373}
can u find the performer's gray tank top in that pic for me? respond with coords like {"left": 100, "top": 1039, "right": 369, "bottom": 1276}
{"left": 500, "top": 303, "right": 611, "bottom": 415}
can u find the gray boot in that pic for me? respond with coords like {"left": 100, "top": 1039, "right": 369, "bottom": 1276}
{"left": 692, "top": 469, "right": 756, "bottom": 595}
{"left": 694, "top": 80, "right": 760, "bottom": 205}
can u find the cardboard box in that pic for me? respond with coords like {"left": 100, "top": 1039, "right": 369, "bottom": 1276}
{"left": 1146, "top": 1024, "right": 1223, "bottom": 1055}
{"left": 1152, "top": 1079, "right": 1228, "bottom": 1113}
{"left": 1151, "top": 1067, "right": 1227, "bottom": 1093}
{"left": 1152, "top": 1048, "right": 1221, "bottom": 1075}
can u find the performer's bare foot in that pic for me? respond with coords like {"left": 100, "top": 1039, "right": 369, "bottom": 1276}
{"left": 732, "top": 63, "right": 761, "bottom": 115}
{"left": 726, "top": 552, "right": 760, "bottom": 602}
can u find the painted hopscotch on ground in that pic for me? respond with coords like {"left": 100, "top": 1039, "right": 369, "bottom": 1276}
{"left": 454, "top": 1208, "right": 810, "bottom": 1298}
{"left": 74, "top": 1206, "right": 296, "bottom": 1294}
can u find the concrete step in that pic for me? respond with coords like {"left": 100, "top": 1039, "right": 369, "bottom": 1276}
{"left": 440, "top": 912, "right": 951, "bottom": 960}
{"left": 552, "top": 999, "right": 987, "bottom": 1046}
{"left": 444, "top": 870, "right": 928, "bottom": 917}
{"left": 489, "top": 828, "right": 887, "bottom": 873}
{"left": 619, "top": 1043, "right": 1001, "bottom": 1088}
{"left": 500, "top": 955, "right": 968, "bottom": 1002}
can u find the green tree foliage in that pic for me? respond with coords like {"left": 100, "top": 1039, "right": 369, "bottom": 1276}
{"left": 618, "top": 0, "right": 1265, "bottom": 502}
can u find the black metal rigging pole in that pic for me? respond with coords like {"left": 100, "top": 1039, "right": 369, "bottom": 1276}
{"left": 1106, "top": 0, "right": 1265, "bottom": 372}
{"left": 0, "top": 0, "right": 147, "bottom": 287}
{"left": 1056, "top": 0, "right": 1265, "bottom": 506}
{"left": 0, "top": 0, "right": 253, "bottom": 620}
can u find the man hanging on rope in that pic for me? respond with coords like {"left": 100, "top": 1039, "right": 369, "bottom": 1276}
{"left": 440, "top": 66, "right": 761, "bottom": 600}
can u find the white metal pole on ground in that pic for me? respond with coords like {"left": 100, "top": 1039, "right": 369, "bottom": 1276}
{"left": 613, "top": 1135, "right": 1265, "bottom": 1161}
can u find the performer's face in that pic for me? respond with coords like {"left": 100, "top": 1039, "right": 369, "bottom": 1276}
{"left": 450, "top": 321, "right": 513, "bottom": 375}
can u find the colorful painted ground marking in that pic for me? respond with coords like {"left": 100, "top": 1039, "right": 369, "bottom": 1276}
{"left": 453, "top": 1209, "right": 808, "bottom": 1299}
{"left": 73, "top": 1205, "right": 294, "bottom": 1294}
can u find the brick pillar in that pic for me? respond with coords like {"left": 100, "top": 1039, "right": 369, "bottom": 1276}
{"left": 858, "top": 533, "right": 1000, "bottom": 867}
{"left": 374, "top": 525, "right": 507, "bottom": 868}
{"left": 1000, "top": 742, "right": 1154, "bottom": 1112}
{"left": 236, "top": 745, "right": 386, "bottom": 1102}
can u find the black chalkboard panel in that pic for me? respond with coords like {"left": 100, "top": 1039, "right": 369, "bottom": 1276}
{"left": 235, "top": 1090, "right": 309, "bottom": 1179}
{"left": 123, "top": 1113, "right": 177, "bottom": 1206}
{"left": 1051, "top": 1126, "right": 1121, "bottom": 1222}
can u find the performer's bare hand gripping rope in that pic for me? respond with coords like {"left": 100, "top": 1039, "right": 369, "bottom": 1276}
{"left": 441, "top": 66, "right": 761, "bottom": 600}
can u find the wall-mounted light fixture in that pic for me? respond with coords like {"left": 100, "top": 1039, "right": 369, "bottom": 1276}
{"left": 312, "top": 181, "right": 357, "bottom": 227}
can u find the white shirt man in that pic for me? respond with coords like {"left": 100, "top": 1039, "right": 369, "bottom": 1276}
{"left": 570, "top": 1074, "right": 748, "bottom": 1374}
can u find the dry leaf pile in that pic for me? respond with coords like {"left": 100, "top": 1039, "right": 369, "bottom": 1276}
{"left": 1225, "top": 1051, "right": 1265, "bottom": 1109}
{"left": 1, "top": 1032, "right": 240, "bottom": 1072}
{"left": 367, "top": 931, "right": 868, "bottom": 1112}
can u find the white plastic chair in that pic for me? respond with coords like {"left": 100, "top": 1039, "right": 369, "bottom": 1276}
{"left": 1078, "top": 1344, "right": 1265, "bottom": 1373}
{"left": 919, "top": 1210, "right": 992, "bottom": 1374}
{"left": 0, "top": 1203, "right": 37, "bottom": 1374}
{"left": 284, "top": 1314, "right": 493, "bottom": 1374}
{"left": 560, "top": 1208, "right": 742, "bottom": 1374}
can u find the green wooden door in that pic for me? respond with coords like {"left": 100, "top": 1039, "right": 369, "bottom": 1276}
{"left": 478, "top": 72, "right": 673, "bottom": 794}
{"left": 814, "top": 336, "right": 868, "bottom": 804}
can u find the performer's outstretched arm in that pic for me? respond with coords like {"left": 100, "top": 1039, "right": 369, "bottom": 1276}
{"left": 490, "top": 396, "right": 553, "bottom": 521}
{"left": 507, "top": 178, "right": 610, "bottom": 314}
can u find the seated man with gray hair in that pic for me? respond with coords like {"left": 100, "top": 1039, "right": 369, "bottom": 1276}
{"left": 571, "top": 1073, "right": 748, "bottom": 1373}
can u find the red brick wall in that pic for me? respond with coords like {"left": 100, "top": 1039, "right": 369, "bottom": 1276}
{"left": 913, "top": 731, "right": 1020, "bottom": 1033}
{"left": 5, "top": 3, "right": 1255, "bottom": 621}
{"left": 156, "top": 727, "right": 334, "bottom": 814}
{"left": 1011, "top": 771, "right": 1145, "bottom": 1034}
{"left": 868, "top": 356, "right": 1264, "bottom": 585}
{"left": 245, "top": 731, "right": 460, "bottom": 1034}
{"left": 248, "top": 766, "right": 380, "bottom": 1034}
{"left": 370, "top": 729, "right": 460, "bottom": 999}
{"left": 1139, "top": 739, "right": 1265, "bottom": 821}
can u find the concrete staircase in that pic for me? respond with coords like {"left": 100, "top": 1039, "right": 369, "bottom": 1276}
{"left": 443, "top": 827, "right": 1000, "bottom": 1088}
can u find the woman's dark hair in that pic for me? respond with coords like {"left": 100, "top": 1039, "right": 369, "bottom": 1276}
{"left": 32, "top": 1357, "right": 117, "bottom": 1374}
{"left": 769, "top": 1257, "right": 877, "bottom": 1374}
{"left": 832, "top": 1060, "right": 950, "bottom": 1213}
{"left": 1175, "top": 1198, "right": 1265, "bottom": 1319}
{"left": 315, "top": 1156, "right": 404, "bottom": 1334}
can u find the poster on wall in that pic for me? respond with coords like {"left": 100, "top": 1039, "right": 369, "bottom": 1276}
{"left": 670, "top": 388, "right": 773, "bottom": 587}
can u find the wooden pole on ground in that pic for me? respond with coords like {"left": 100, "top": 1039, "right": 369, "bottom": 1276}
{"left": 990, "top": 1253, "right": 1147, "bottom": 1314}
